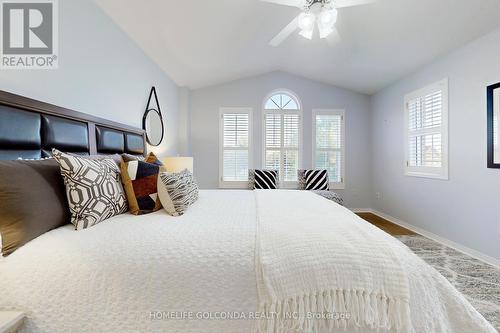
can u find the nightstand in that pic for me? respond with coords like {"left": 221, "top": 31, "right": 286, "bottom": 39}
{"left": 0, "top": 312, "right": 24, "bottom": 333}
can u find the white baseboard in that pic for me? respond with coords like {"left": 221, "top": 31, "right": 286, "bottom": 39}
{"left": 351, "top": 208, "right": 500, "bottom": 268}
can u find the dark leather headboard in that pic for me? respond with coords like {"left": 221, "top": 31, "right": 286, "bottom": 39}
{"left": 0, "top": 90, "right": 146, "bottom": 160}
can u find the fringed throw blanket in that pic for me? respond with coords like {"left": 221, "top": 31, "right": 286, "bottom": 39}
{"left": 254, "top": 190, "right": 412, "bottom": 333}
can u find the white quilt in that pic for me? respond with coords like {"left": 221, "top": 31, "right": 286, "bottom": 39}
{"left": 0, "top": 190, "right": 495, "bottom": 333}
{"left": 255, "top": 190, "right": 411, "bottom": 333}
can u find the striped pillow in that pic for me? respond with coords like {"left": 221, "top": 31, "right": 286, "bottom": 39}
{"left": 158, "top": 170, "right": 199, "bottom": 216}
{"left": 254, "top": 169, "right": 279, "bottom": 189}
{"left": 304, "top": 169, "right": 329, "bottom": 190}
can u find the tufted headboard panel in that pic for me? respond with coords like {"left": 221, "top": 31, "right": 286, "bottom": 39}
{"left": 0, "top": 90, "right": 146, "bottom": 160}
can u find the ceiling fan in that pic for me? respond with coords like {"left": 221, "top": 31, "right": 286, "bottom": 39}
{"left": 261, "top": 0, "right": 376, "bottom": 46}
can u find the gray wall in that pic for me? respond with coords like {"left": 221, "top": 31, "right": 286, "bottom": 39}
{"left": 0, "top": 0, "right": 179, "bottom": 157}
{"left": 190, "top": 71, "right": 372, "bottom": 209}
{"left": 178, "top": 87, "right": 192, "bottom": 156}
{"left": 370, "top": 27, "right": 500, "bottom": 260}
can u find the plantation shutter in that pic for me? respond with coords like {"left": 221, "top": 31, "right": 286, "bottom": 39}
{"left": 265, "top": 114, "right": 281, "bottom": 171}
{"left": 222, "top": 112, "right": 250, "bottom": 182}
{"left": 264, "top": 113, "right": 300, "bottom": 181}
{"left": 407, "top": 90, "right": 443, "bottom": 168}
{"left": 404, "top": 79, "right": 448, "bottom": 179}
{"left": 314, "top": 113, "right": 343, "bottom": 183}
{"left": 283, "top": 114, "right": 299, "bottom": 181}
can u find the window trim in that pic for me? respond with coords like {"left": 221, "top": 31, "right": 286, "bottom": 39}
{"left": 219, "top": 107, "right": 253, "bottom": 189}
{"left": 404, "top": 78, "right": 449, "bottom": 180}
{"left": 261, "top": 90, "right": 303, "bottom": 188}
{"left": 312, "top": 109, "right": 346, "bottom": 190}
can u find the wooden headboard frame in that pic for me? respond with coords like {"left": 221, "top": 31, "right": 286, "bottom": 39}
{"left": 0, "top": 90, "right": 146, "bottom": 157}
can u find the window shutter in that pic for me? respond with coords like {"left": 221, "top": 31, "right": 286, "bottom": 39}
{"left": 222, "top": 112, "right": 249, "bottom": 182}
{"left": 265, "top": 114, "right": 281, "bottom": 149}
{"left": 404, "top": 79, "right": 448, "bottom": 179}
{"left": 263, "top": 92, "right": 301, "bottom": 183}
{"left": 407, "top": 90, "right": 443, "bottom": 168}
{"left": 314, "top": 113, "right": 343, "bottom": 184}
{"left": 265, "top": 114, "right": 281, "bottom": 171}
{"left": 283, "top": 114, "right": 299, "bottom": 181}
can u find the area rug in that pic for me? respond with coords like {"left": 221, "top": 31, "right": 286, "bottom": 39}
{"left": 396, "top": 235, "right": 500, "bottom": 331}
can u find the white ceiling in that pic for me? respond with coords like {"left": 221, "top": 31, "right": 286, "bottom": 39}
{"left": 95, "top": 0, "right": 500, "bottom": 94}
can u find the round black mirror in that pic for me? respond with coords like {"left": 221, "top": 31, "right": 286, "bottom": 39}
{"left": 143, "top": 108, "right": 164, "bottom": 146}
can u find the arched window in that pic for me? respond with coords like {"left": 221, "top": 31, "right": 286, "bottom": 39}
{"left": 263, "top": 90, "right": 302, "bottom": 184}
{"left": 264, "top": 92, "right": 299, "bottom": 110}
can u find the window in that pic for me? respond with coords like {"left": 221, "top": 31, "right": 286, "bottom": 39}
{"left": 263, "top": 91, "right": 302, "bottom": 186}
{"left": 404, "top": 79, "right": 448, "bottom": 179}
{"left": 312, "top": 109, "right": 345, "bottom": 189}
{"left": 219, "top": 108, "right": 252, "bottom": 188}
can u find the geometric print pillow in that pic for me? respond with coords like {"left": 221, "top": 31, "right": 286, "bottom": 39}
{"left": 52, "top": 149, "right": 128, "bottom": 230}
{"left": 297, "top": 169, "right": 307, "bottom": 190}
{"left": 253, "top": 169, "right": 279, "bottom": 189}
{"left": 120, "top": 156, "right": 163, "bottom": 216}
{"left": 157, "top": 170, "right": 199, "bottom": 217}
{"left": 304, "top": 169, "right": 329, "bottom": 191}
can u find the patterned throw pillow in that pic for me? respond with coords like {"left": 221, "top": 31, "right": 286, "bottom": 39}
{"left": 253, "top": 169, "right": 279, "bottom": 189}
{"left": 305, "top": 169, "right": 329, "bottom": 190}
{"left": 121, "top": 153, "right": 146, "bottom": 163}
{"left": 312, "top": 190, "right": 343, "bottom": 206}
{"left": 120, "top": 153, "right": 163, "bottom": 215}
{"left": 158, "top": 170, "right": 199, "bottom": 216}
{"left": 248, "top": 169, "right": 256, "bottom": 189}
{"left": 52, "top": 149, "right": 128, "bottom": 230}
{"left": 297, "top": 169, "right": 307, "bottom": 190}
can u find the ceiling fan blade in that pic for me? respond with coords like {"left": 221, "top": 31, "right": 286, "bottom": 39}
{"left": 260, "top": 0, "right": 303, "bottom": 8}
{"left": 326, "top": 27, "right": 341, "bottom": 46}
{"left": 335, "top": 0, "right": 376, "bottom": 8}
{"left": 269, "top": 17, "right": 299, "bottom": 47}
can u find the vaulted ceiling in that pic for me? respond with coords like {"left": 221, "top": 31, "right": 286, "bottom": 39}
{"left": 95, "top": 0, "right": 500, "bottom": 94}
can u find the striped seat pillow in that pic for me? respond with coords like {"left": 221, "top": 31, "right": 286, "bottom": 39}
{"left": 254, "top": 169, "right": 279, "bottom": 189}
{"left": 304, "top": 169, "right": 329, "bottom": 190}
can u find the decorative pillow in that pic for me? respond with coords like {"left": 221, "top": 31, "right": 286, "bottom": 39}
{"left": 65, "top": 152, "right": 122, "bottom": 165}
{"left": 158, "top": 170, "right": 199, "bottom": 216}
{"left": 253, "top": 169, "right": 279, "bottom": 189}
{"left": 297, "top": 169, "right": 307, "bottom": 190}
{"left": 312, "top": 190, "right": 343, "bottom": 206}
{"left": 248, "top": 169, "right": 256, "bottom": 189}
{"left": 0, "top": 159, "right": 70, "bottom": 256}
{"left": 120, "top": 153, "right": 163, "bottom": 215}
{"left": 121, "top": 153, "right": 146, "bottom": 163}
{"left": 305, "top": 169, "right": 329, "bottom": 191}
{"left": 52, "top": 149, "right": 128, "bottom": 230}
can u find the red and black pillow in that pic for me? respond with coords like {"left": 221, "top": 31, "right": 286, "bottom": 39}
{"left": 120, "top": 153, "right": 163, "bottom": 215}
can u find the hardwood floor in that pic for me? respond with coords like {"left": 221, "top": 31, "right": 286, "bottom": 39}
{"left": 356, "top": 212, "right": 416, "bottom": 236}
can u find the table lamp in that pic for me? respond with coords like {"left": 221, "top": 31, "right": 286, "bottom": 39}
{"left": 161, "top": 157, "right": 194, "bottom": 173}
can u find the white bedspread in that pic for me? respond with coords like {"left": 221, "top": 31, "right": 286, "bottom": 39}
{"left": 0, "top": 190, "right": 495, "bottom": 333}
{"left": 255, "top": 190, "right": 411, "bottom": 332}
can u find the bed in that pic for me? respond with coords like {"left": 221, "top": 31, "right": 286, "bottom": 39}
{"left": 0, "top": 91, "right": 496, "bottom": 333}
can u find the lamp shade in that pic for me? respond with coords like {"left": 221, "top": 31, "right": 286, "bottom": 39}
{"left": 162, "top": 157, "right": 193, "bottom": 173}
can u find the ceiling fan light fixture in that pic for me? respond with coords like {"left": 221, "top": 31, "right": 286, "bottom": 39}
{"left": 299, "top": 28, "right": 314, "bottom": 40}
{"left": 317, "top": 7, "right": 337, "bottom": 38}
{"left": 318, "top": 25, "right": 333, "bottom": 38}
{"left": 319, "top": 8, "right": 338, "bottom": 27}
{"left": 298, "top": 11, "right": 315, "bottom": 31}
